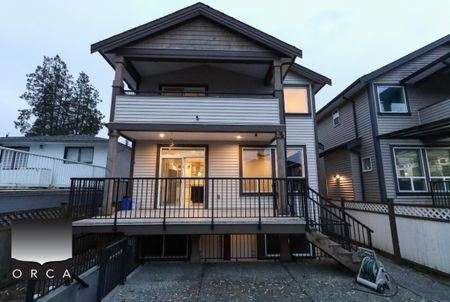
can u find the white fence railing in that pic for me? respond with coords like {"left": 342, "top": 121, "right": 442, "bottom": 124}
{"left": 0, "top": 146, "right": 106, "bottom": 188}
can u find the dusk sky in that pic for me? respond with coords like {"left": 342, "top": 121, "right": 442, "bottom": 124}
{"left": 1, "top": 0, "right": 449, "bottom": 137}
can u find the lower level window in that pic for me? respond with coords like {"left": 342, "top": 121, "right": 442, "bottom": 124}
{"left": 64, "top": 147, "right": 94, "bottom": 164}
{"left": 394, "top": 148, "right": 427, "bottom": 192}
{"left": 287, "top": 148, "right": 305, "bottom": 177}
{"left": 241, "top": 147, "right": 273, "bottom": 193}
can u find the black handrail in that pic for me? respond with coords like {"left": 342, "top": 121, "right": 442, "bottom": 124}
{"left": 123, "top": 89, "right": 275, "bottom": 98}
{"left": 305, "top": 186, "right": 374, "bottom": 250}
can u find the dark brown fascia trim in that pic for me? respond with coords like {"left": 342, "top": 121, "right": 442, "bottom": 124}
{"left": 108, "top": 123, "right": 285, "bottom": 133}
{"left": 91, "top": 3, "right": 302, "bottom": 57}
{"left": 401, "top": 52, "right": 450, "bottom": 84}
{"left": 289, "top": 63, "right": 332, "bottom": 86}
{"left": 114, "top": 48, "right": 278, "bottom": 62}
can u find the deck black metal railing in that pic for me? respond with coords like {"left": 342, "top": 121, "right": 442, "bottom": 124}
{"left": 69, "top": 177, "right": 307, "bottom": 228}
{"left": 430, "top": 180, "right": 450, "bottom": 207}
{"left": 26, "top": 234, "right": 137, "bottom": 302}
{"left": 304, "top": 187, "right": 374, "bottom": 250}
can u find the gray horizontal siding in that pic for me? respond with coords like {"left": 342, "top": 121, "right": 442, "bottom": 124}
{"left": 130, "top": 17, "right": 267, "bottom": 52}
{"left": 354, "top": 90, "right": 380, "bottom": 201}
{"left": 283, "top": 71, "right": 311, "bottom": 85}
{"left": 419, "top": 99, "right": 450, "bottom": 124}
{"left": 374, "top": 44, "right": 450, "bottom": 82}
{"left": 114, "top": 96, "right": 280, "bottom": 125}
{"left": 286, "top": 116, "right": 318, "bottom": 191}
{"left": 374, "top": 44, "right": 450, "bottom": 135}
{"left": 323, "top": 149, "right": 354, "bottom": 200}
{"left": 317, "top": 100, "right": 356, "bottom": 151}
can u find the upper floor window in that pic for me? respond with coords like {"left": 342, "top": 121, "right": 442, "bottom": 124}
{"left": 376, "top": 85, "right": 408, "bottom": 113}
{"left": 332, "top": 110, "right": 340, "bottom": 126}
{"left": 64, "top": 147, "right": 94, "bottom": 164}
{"left": 161, "top": 86, "right": 206, "bottom": 97}
{"left": 283, "top": 87, "right": 309, "bottom": 114}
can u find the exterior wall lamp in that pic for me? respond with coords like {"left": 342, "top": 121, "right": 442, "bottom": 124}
{"left": 335, "top": 174, "right": 341, "bottom": 181}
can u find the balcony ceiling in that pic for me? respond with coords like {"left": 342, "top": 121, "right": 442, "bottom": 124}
{"left": 130, "top": 61, "right": 270, "bottom": 79}
{"left": 121, "top": 131, "right": 275, "bottom": 142}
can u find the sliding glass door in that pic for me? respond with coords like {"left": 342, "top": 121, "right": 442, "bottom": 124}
{"left": 159, "top": 147, "right": 206, "bottom": 208}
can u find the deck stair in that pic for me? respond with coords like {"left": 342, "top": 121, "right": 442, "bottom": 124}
{"left": 302, "top": 187, "right": 373, "bottom": 273}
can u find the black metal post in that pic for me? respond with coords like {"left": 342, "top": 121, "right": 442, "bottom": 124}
{"left": 258, "top": 179, "right": 261, "bottom": 229}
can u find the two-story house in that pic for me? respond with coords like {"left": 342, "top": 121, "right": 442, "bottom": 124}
{"left": 69, "top": 3, "right": 352, "bottom": 262}
{"left": 317, "top": 34, "right": 450, "bottom": 205}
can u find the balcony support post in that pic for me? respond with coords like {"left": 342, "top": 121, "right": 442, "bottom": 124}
{"left": 103, "top": 130, "right": 120, "bottom": 215}
{"left": 274, "top": 61, "right": 288, "bottom": 215}
{"left": 110, "top": 56, "right": 126, "bottom": 122}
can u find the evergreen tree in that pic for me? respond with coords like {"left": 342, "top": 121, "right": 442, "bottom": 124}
{"left": 70, "top": 72, "right": 104, "bottom": 135}
{"left": 15, "top": 55, "right": 104, "bottom": 136}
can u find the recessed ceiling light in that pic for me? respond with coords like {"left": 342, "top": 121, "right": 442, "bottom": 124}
{"left": 159, "top": 133, "right": 165, "bottom": 138}
{"left": 236, "top": 135, "right": 242, "bottom": 139}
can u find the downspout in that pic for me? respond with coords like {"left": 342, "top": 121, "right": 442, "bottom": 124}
{"left": 343, "top": 96, "right": 366, "bottom": 201}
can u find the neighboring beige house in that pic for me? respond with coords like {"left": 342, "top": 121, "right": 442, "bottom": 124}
{"left": 317, "top": 34, "right": 450, "bottom": 205}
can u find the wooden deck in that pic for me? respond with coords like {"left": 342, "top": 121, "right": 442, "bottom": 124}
{"left": 72, "top": 209, "right": 306, "bottom": 235}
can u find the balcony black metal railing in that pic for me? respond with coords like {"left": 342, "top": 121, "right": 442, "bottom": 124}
{"left": 69, "top": 177, "right": 306, "bottom": 228}
{"left": 430, "top": 180, "right": 450, "bottom": 207}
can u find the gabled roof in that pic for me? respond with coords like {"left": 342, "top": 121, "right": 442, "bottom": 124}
{"left": 92, "top": 2, "right": 302, "bottom": 58}
{"left": 289, "top": 63, "right": 332, "bottom": 85}
{"left": 317, "top": 34, "right": 450, "bottom": 117}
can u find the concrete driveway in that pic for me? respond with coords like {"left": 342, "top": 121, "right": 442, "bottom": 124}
{"left": 104, "top": 258, "right": 450, "bottom": 302}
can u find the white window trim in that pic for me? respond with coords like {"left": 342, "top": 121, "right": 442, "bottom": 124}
{"left": 376, "top": 85, "right": 408, "bottom": 113}
{"left": 361, "top": 157, "right": 372, "bottom": 172}
{"left": 393, "top": 147, "right": 427, "bottom": 192}
{"left": 332, "top": 110, "right": 340, "bottom": 127}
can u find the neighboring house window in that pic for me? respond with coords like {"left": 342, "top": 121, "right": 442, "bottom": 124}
{"left": 0, "top": 146, "right": 29, "bottom": 170}
{"left": 361, "top": 157, "right": 372, "bottom": 172}
{"left": 283, "top": 87, "right": 309, "bottom": 114}
{"left": 64, "top": 147, "right": 94, "bottom": 164}
{"left": 241, "top": 147, "right": 273, "bottom": 193}
{"left": 161, "top": 86, "right": 206, "bottom": 96}
{"left": 332, "top": 110, "right": 340, "bottom": 126}
{"left": 426, "top": 148, "right": 450, "bottom": 183}
{"left": 376, "top": 85, "right": 408, "bottom": 113}
{"left": 287, "top": 148, "right": 305, "bottom": 177}
{"left": 394, "top": 148, "right": 427, "bottom": 192}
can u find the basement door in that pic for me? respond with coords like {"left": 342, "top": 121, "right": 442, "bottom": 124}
{"left": 158, "top": 147, "right": 206, "bottom": 208}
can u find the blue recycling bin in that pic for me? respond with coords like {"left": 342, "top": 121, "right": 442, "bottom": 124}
{"left": 121, "top": 196, "right": 132, "bottom": 210}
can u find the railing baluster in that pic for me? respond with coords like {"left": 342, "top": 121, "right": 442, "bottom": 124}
{"left": 258, "top": 179, "right": 261, "bottom": 229}
{"left": 211, "top": 178, "right": 214, "bottom": 229}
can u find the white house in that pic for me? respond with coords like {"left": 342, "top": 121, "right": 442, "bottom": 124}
{"left": 0, "top": 135, "right": 131, "bottom": 188}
